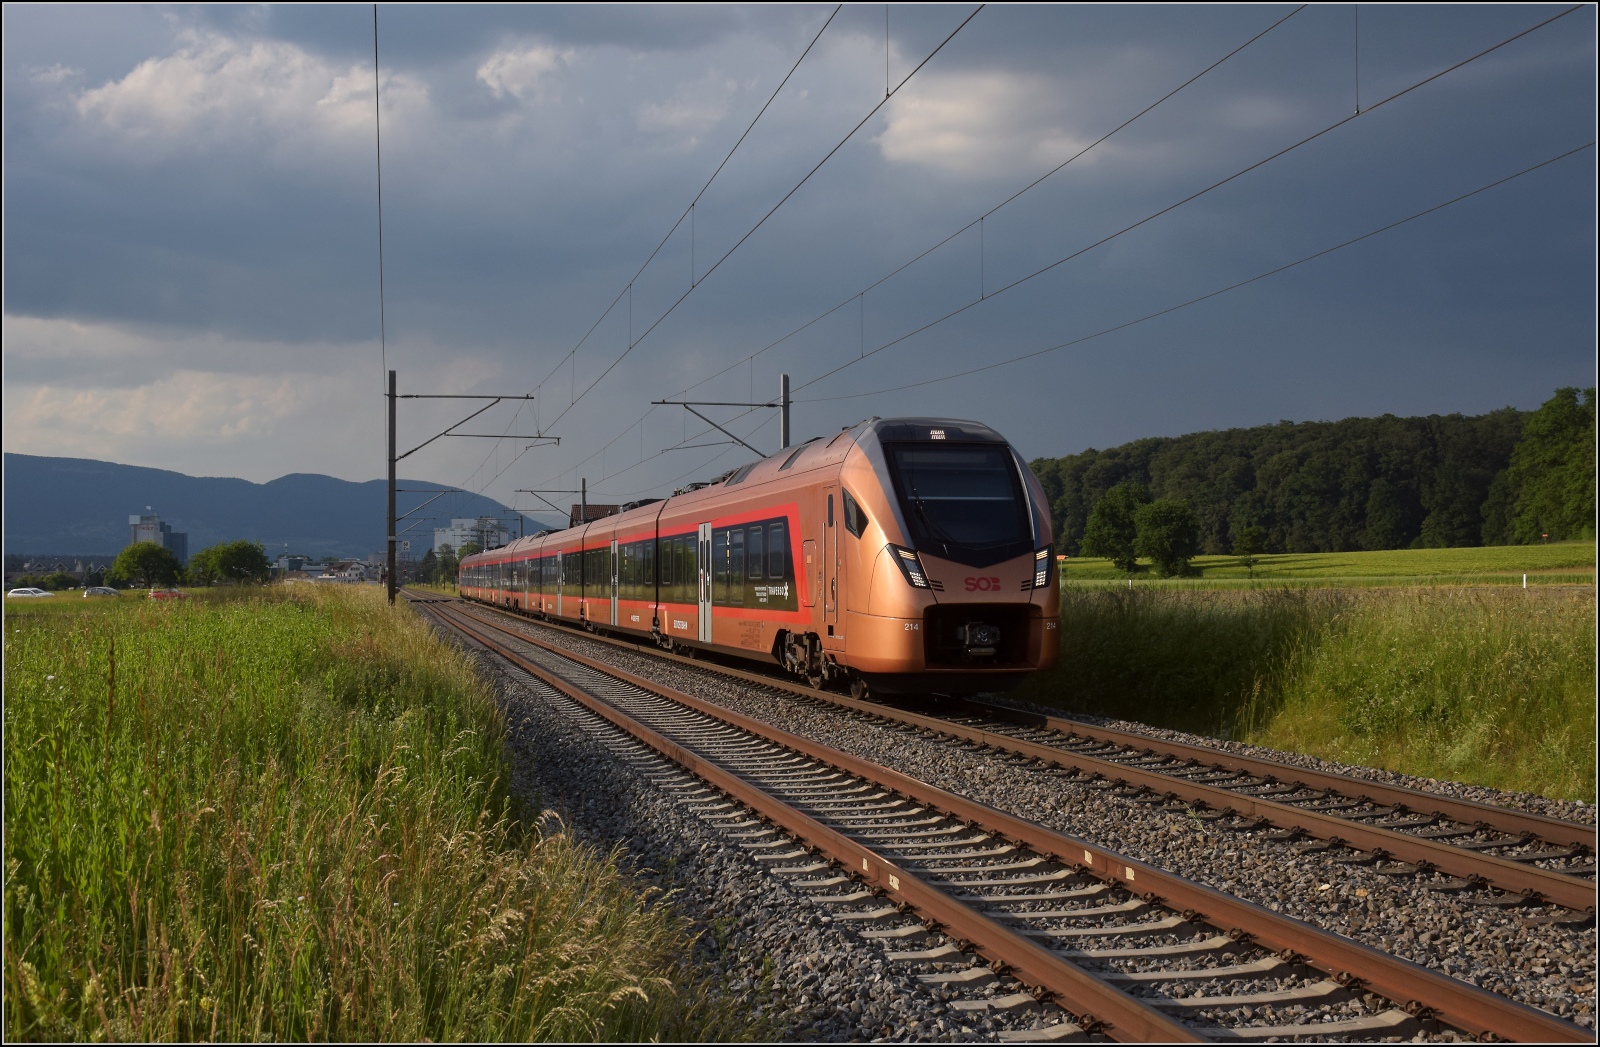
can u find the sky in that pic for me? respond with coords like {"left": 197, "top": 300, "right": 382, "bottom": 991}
{"left": 4, "top": 3, "right": 1595, "bottom": 519}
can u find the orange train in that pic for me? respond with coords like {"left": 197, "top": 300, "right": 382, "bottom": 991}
{"left": 457, "top": 417, "right": 1059, "bottom": 697}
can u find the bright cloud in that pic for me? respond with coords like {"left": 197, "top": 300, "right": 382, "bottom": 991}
{"left": 477, "top": 43, "right": 571, "bottom": 103}
{"left": 74, "top": 29, "right": 426, "bottom": 151}
{"left": 875, "top": 69, "right": 1095, "bottom": 178}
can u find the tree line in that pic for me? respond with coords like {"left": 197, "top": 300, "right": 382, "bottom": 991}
{"left": 413, "top": 543, "right": 477, "bottom": 586}
{"left": 1031, "top": 388, "right": 1596, "bottom": 561}
{"left": 59, "top": 539, "right": 277, "bottom": 589}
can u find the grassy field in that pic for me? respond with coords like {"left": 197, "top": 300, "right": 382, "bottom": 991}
{"left": 1016, "top": 584, "right": 1596, "bottom": 801}
{"left": 1060, "top": 540, "right": 1594, "bottom": 586}
{"left": 4, "top": 586, "right": 750, "bottom": 1041}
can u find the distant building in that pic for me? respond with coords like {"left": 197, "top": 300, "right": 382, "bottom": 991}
{"left": 433, "top": 516, "right": 511, "bottom": 553}
{"left": 570, "top": 503, "right": 621, "bottom": 528}
{"left": 128, "top": 512, "right": 188, "bottom": 564}
{"left": 323, "top": 560, "right": 373, "bottom": 583}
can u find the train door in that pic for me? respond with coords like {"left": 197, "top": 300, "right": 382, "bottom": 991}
{"left": 697, "top": 522, "right": 713, "bottom": 642}
{"left": 609, "top": 539, "right": 619, "bottom": 626}
{"left": 823, "top": 488, "right": 841, "bottom": 639}
{"left": 555, "top": 552, "right": 563, "bottom": 617}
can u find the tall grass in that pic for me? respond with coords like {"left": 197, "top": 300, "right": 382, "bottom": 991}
{"left": 5, "top": 586, "right": 747, "bottom": 1041}
{"left": 1256, "top": 588, "right": 1595, "bottom": 801}
{"left": 1016, "top": 585, "right": 1595, "bottom": 801}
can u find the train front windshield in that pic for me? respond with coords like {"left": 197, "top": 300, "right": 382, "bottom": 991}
{"left": 886, "top": 444, "right": 1032, "bottom": 566}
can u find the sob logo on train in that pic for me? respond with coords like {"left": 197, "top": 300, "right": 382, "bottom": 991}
{"left": 964, "top": 576, "right": 1002, "bottom": 591}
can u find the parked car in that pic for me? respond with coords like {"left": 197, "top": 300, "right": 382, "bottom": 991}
{"left": 6, "top": 588, "right": 53, "bottom": 598}
{"left": 148, "top": 589, "right": 188, "bottom": 601}
{"left": 82, "top": 587, "right": 120, "bottom": 597}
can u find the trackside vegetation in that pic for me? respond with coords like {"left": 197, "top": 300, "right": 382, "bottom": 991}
{"left": 1017, "top": 583, "right": 1595, "bottom": 801}
{"left": 4, "top": 586, "right": 751, "bottom": 1041}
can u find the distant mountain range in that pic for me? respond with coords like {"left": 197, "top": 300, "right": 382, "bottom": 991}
{"left": 2, "top": 454, "right": 563, "bottom": 560}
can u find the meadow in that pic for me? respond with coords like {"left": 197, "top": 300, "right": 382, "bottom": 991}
{"left": 1059, "top": 539, "right": 1594, "bottom": 586}
{"left": 4, "top": 586, "right": 750, "bottom": 1041}
{"left": 1016, "top": 581, "right": 1596, "bottom": 802}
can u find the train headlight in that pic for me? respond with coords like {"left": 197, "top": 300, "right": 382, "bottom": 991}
{"left": 888, "top": 545, "right": 931, "bottom": 589}
{"left": 1033, "top": 546, "right": 1052, "bottom": 588}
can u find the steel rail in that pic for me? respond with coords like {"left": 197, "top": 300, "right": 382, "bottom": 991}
{"left": 423, "top": 602, "right": 1195, "bottom": 1041}
{"left": 423, "top": 597, "right": 1591, "bottom": 1043}
{"left": 437, "top": 596, "right": 1595, "bottom": 910}
{"left": 955, "top": 698, "right": 1598, "bottom": 851}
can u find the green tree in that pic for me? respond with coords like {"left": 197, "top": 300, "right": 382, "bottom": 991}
{"left": 1485, "top": 387, "right": 1596, "bottom": 544}
{"left": 457, "top": 542, "right": 482, "bottom": 559}
{"left": 1232, "top": 523, "right": 1267, "bottom": 579}
{"left": 1134, "top": 498, "right": 1201, "bottom": 577}
{"left": 417, "top": 549, "right": 439, "bottom": 584}
{"left": 1361, "top": 478, "right": 1413, "bottom": 550}
{"left": 1081, "top": 482, "right": 1149, "bottom": 572}
{"left": 109, "top": 542, "right": 182, "bottom": 588}
{"left": 188, "top": 540, "right": 273, "bottom": 586}
{"left": 435, "top": 544, "right": 460, "bottom": 587}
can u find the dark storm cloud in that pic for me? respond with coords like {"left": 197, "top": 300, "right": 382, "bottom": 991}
{"left": 3, "top": 3, "right": 1593, "bottom": 494}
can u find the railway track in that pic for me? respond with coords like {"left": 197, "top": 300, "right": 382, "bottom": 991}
{"left": 425, "top": 593, "right": 1596, "bottom": 919}
{"left": 411, "top": 593, "right": 1590, "bottom": 1042}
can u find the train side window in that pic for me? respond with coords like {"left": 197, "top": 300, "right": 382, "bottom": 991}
{"left": 728, "top": 529, "right": 745, "bottom": 605}
{"left": 643, "top": 541, "right": 654, "bottom": 593}
{"left": 713, "top": 531, "right": 728, "bottom": 603}
{"left": 747, "top": 526, "right": 764, "bottom": 580}
{"left": 768, "top": 523, "right": 787, "bottom": 579}
{"left": 842, "top": 489, "right": 868, "bottom": 538}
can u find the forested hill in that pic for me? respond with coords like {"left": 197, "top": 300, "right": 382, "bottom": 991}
{"left": 1030, "top": 388, "right": 1596, "bottom": 556}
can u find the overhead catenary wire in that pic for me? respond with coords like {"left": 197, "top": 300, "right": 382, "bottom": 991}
{"left": 677, "top": 3, "right": 1308, "bottom": 400}
{"left": 441, "top": 7, "right": 842, "bottom": 503}
{"left": 791, "top": 2, "right": 1584, "bottom": 397}
{"left": 519, "top": 5, "right": 845, "bottom": 418}
{"left": 794, "top": 142, "right": 1597, "bottom": 404}
{"left": 502, "top": 5, "right": 986, "bottom": 499}
{"left": 533, "top": 5, "right": 986, "bottom": 439}
{"left": 534, "top": 4, "right": 1303, "bottom": 499}
{"left": 450, "top": 5, "right": 845, "bottom": 501}
{"left": 479, "top": 5, "right": 1582, "bottom": 513}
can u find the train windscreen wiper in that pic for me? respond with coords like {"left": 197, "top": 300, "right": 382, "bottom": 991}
{"left": 909, "top": 486, "right": 962, "bottom": 555}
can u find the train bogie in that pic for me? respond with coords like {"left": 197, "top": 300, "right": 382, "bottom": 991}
{"left": 457, "top": 417, "right": 1060, "bottom": 696}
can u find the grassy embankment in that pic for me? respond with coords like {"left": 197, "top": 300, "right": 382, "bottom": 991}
{"left": 4, "top": 586, "right": 751, "bottom": 1041}
{"left": 1017, "top": 549, "right": 1596, "bottom": 801}
{"left": 411, "top": 545, "right": 1594, "bottom": 799}
{"left": 1059, "top": 539, "right": 1594, "bottom": 587}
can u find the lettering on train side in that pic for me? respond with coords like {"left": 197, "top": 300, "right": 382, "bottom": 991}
{"left": 963, "top": 576, "right": 1002, "bottom": 591}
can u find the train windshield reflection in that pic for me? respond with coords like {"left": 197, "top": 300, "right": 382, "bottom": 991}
{"left": 886, "top": 444, "right": 1031, "bottom": 565}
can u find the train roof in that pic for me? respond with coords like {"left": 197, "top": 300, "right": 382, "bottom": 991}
{"left": 459, "top": 416, "right": 1014, "bottom": 565}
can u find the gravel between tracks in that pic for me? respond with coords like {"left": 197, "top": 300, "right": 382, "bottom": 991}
{"left": 486, "top": 614, "right": 1597, "bottom": 1032}
{"left": 978, "top": 694, "right": 1597, "bottom": 828}
{"left": 438, "top": 621, "right": 1083, "bottom": 1043}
